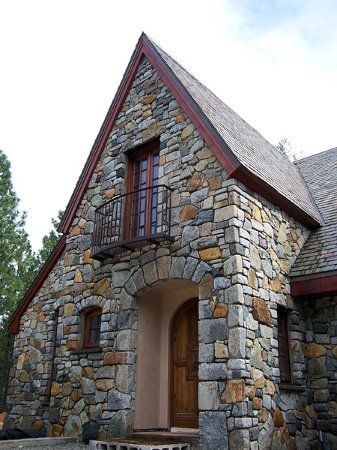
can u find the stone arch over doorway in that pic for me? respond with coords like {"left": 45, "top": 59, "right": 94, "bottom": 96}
{"left": 116, "top": 254, "right": 214, "bottom": 433}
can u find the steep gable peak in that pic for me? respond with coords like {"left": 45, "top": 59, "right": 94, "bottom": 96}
{"left": 59, "top": 33, "right": 322, "bottom": 234}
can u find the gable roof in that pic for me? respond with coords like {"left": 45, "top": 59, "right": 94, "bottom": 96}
{"left": 58, "top": 33, "right": 322, "bottom": 233}
{"left": 290, "top": 147, "right": 337, "bottom": 278}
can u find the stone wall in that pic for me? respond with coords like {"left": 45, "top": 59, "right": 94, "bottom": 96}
{"left": 303, "top": 295, "right": 337, "bottom": 448}
{"left": 5, "top": 55, "right": 323, "bottom": 449}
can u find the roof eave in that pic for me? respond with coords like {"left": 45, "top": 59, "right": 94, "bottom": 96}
{"left": 290, "top": 269, "right": 337, "bottom": 298}
{"left": 232, "top": 165, "right": 322, "bottom": 229}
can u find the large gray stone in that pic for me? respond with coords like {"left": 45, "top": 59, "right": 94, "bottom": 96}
{"left": 199, "top": 411, "right": 228, "bottom": 449}
{"left": 107, "top": 389, "right": 131, "bottom": 410}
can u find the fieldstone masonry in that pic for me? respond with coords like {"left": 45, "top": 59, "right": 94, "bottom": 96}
{"left": 5, "top": 56, "right": 337, "bottom": 449}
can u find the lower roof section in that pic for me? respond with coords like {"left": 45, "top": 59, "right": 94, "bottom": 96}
{"left": 291, "top": 269, "right": 337, "bottom": 298}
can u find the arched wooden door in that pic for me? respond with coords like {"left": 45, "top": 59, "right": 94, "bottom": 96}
{"left": 171, "top": 299, "right": 199, "bottom": 429}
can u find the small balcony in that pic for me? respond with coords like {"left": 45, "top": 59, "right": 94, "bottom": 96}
{"left": 91, "top": 184, "right": 173, "bottom": 260}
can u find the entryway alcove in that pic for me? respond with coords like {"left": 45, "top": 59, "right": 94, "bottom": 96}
{"left": 134, "top": 279, "right": 199, "bottom": 431}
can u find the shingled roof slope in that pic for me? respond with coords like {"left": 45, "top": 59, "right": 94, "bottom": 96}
{"left": 149, "top": 37, "right": 323, "bottom": 226}
{"left": 290, "top": 147, "right": 337, "bottom": 277}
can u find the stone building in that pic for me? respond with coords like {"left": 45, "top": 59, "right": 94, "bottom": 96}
{"left": 5, "top": 34, "right": 337, "bottom": 449}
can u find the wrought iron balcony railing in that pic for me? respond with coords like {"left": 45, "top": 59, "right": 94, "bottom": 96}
{"left": 91, "top": 184, "right": 173, "bottom": 260}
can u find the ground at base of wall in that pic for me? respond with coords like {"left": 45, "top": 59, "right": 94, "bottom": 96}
{"left": 0, "top": 437, "right": 88, "bottom": 449}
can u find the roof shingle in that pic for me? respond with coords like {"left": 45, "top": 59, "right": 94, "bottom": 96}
{"left": 149, "top": 37, "right": 323, "bottom": 226}
{"left": 290, "top": 147, "right": 337, "bottom": 277}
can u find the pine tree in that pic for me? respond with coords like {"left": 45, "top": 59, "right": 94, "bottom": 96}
{"left": 36, "top": 210, "right": 63, "bottom": 267}
{"left": 0, "top": 149, "right": 39, "bottom": 409}
{"left": 0, "top": 150, "right": 38, "bottom": 320}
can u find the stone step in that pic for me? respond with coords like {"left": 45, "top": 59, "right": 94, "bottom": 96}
{"left": 89, "top": 440, "right": 190, "bottom": 450}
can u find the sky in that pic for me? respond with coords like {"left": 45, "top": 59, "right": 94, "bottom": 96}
{"left": 1, "top": 0, "right": 337, "bottom": 250}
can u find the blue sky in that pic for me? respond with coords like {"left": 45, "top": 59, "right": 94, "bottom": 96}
{"left": 0, "top": 0, "right": 336, "bottom": 249}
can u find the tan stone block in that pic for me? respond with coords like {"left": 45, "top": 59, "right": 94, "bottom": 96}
{"left": 273, "top": 407, "right": 284, "bottom": 427}
{"left": 62, "top": 382, "right": 72, "bottom": 396}
{"left": 70, "top": 224, "right": 82, "bottom": 237}
{"left": 266, "top": 380, "right": 276, "bottom": 395}
{"left": 83, "top": 249, "right": 92, "bottom": 264}
{"left": 104, "top": 351, "right": 127, "bottom": 365}
{"left": 209, "top": 177, "right": 222, "bottom": 190}
{"left": 93, "top": 278, "right": 109, "bottom": 295}
{"left": 36, "top": 312, "right": 46, "bottom": 322}
{"left": 221, "top": 379, "right": 245, "bottom": 403}
{"left": 142, "top": 122, "right": 157, "bottom": 141}
{"left": 64, "top": 303, "right": 74, "bottom": 317}
{"left": 195, "top": 159, "right": 208, "bottom": 171}
{"left": 143, "top": 93, "right": 157, "bottom": 105}
{"left": 271, "top": 277, "right": 282, "bottom": 293}
{"left": 180, "top": 204, "right": 199, "bottom": 221}
{"left": 181, "top": 123, "right": 194, "bottom": 140}
{"left": 187, "top": 172, "right": 204, "bottom": 192}
{"left": 250, "top": 245, "right": 261, "bottom": 270}
{"left": 105, "top": 188, "right": 115, "bottom": 199}
{"left": 248, "top": 268, "right": 258, "bottom": 290}
{"left": 306, "top": 342, "right": 326, "bottom": 358}
{"left": 333, "top": 346, "right": 337, "bottom": 358}
{"left": 253, "top": 397, "right": 263, "bottom": 410}
{"left": 32, "top": 420, "right": 43, "bottom": 431}
{"left": 53, "top": 424, "right": 63, "bottom": 437}
{"left": 66, "top": 340, "right": 78, "bottom": 350}
{"left": 252, "top": 298, "right": 271, "bottom": 325}
{"left": 96, "top": 379, "right": 114, "bottom": 391}
{"left": 262, "top": 276, "right": 269, "bottom": 290}
{"left": 51, "top": 381, "right": 61, "bottom": 396}
{"left": 261, "top": 210, "right": 270, "bottom": 223}
{"left": 199, "top": 247, "right": 221, "bottom": 261}
{"left": 214, "top": 205, "right": 237, "bottom": 222}
{"left": 74, "top": 269, "right": 83, "bottom": 283}
{"left": 20, "top": 370, "right": 29, "bottom": 382}
{"left": 277, "top": 223, "right": 287, "bottom": 244}
{"left": 255, "top": 376, "right": 266, "bottom": 389}
{"left": 215, "top": 342, "right": 229, "bottom": 359}
{"left": 213, "top": 303, "right": 228, "bottom": 318}
{"left": 279, "top": 259, "right": 291, "bottom": 273}
{"left": 196, "top": 148, "right": 213, "bottom": 160}
{"left": 252, "top": 205, "right": 262, "bottom": 222}
{"left": 258, "top": 408, "right": 269, "bottom": 422}
{"left": 246, "top": 386, "right": 256, "bottom": 400}
{"left": 82, "top": 366, "right": 95, "bottom": 379}
{"left": 17, "top": 353, "right": 26, "bottom": 370}
{"left": 70, "top": 389, "right": 81, "bottom": 402}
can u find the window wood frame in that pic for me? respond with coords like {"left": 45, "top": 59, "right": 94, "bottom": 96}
{"left": 124, "top": 139, "right": 160, "bottom": 240}
{"left": 277, "top": 306, "right": 292, "bottom": 384}
{"left": 83, "top": 307, "right": 102, "bottom": 349}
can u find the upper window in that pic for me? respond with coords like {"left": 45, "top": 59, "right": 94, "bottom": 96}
{"left": 126, "top": 140, "right": 160, "bottom": 239}
{"left": 83, "top": 307, "right": 102, "bottom": 348}
{"left": 277, "top": 306, "right": 292, "bottom": 384}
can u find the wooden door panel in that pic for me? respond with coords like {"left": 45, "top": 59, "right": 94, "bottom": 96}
{"left": 171, "top": 299, "right": 198, "bottom": 429}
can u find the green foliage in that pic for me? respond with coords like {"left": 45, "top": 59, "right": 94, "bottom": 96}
{"left": 36, "top": 210, "right": 63, "bottom": 267}
{"left": 0, "top": 151, "right": 63, "bottom": 409}
{"left": 0, "top": 150, "right": 38, "bottom": 320}
{"left": 275, "top": 137, "right": 302, "bottom": 162}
